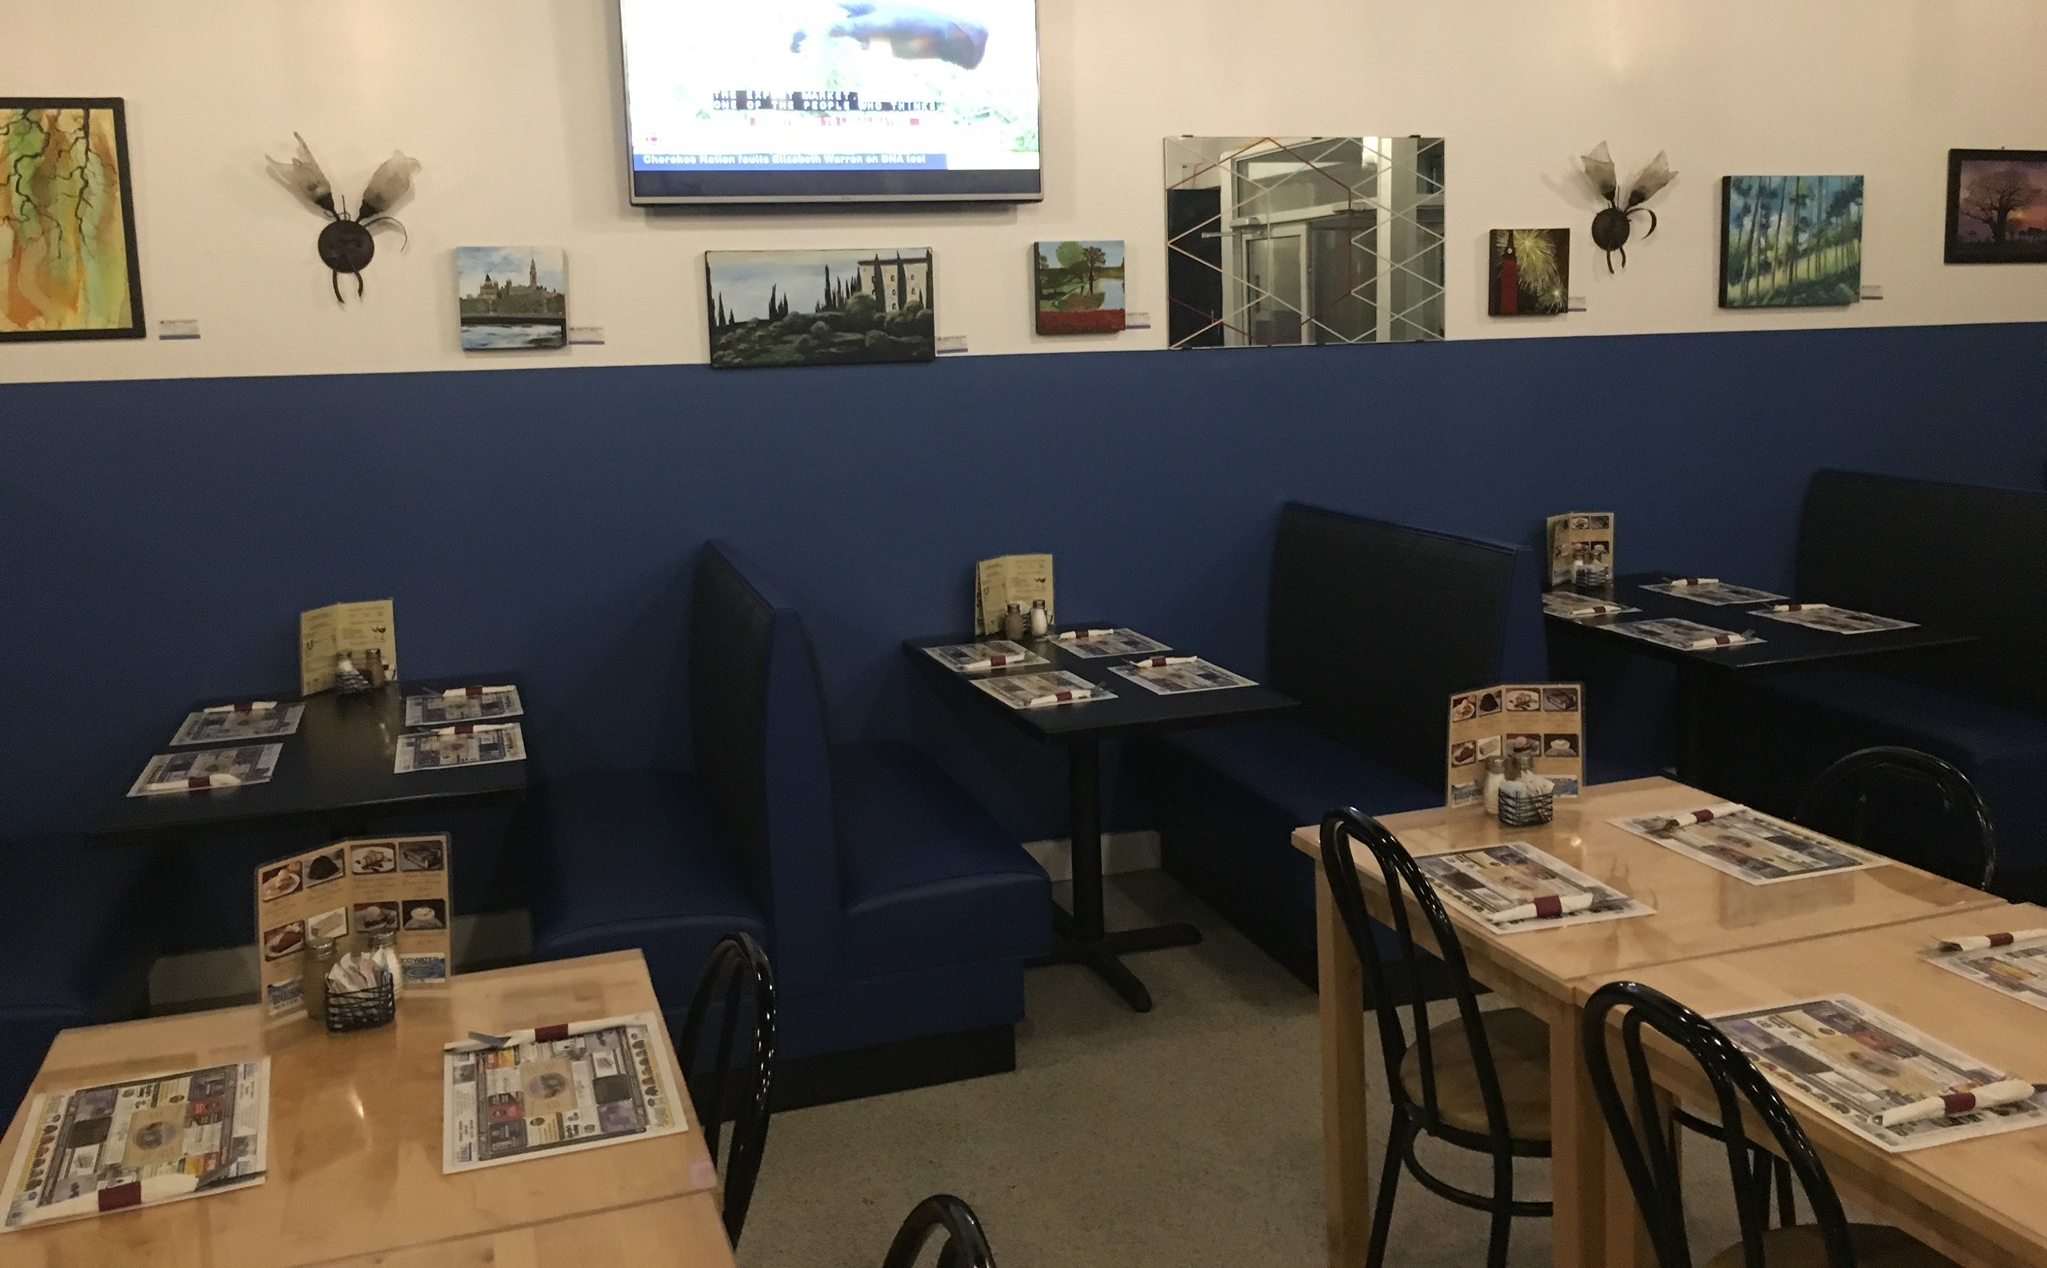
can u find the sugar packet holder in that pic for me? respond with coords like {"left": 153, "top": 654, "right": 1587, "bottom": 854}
{"left": 1934, "top": 927, "right": 2047, "bottom": 954}
{"left": 452, "top": 1013, "right": 646, "bottom": 1053}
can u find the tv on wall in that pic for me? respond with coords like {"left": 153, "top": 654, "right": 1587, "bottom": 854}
{"left": 619, "top": 2, "right": 1042, "bottom": 205}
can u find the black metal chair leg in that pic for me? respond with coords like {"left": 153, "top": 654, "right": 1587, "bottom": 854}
{"left": 1486, "top": 1208, "right": 1514, "bottom": 1268}
{"left": 1774, "top": 1155, "right": 1795, "bottom": 1226}
{"left": 1365, "top": 1115, "right": 1409, "bottom": 1268}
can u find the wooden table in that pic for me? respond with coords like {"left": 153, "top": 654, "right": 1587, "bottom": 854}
{"left": 1582, "top": 903, "right": 2047, "bottom": 1268}
{"left": 0, "top": 951, "right": 730, "bottom": 1268}
{"left": 1297, "top": 777, "right": 2005, "bottom": 1268}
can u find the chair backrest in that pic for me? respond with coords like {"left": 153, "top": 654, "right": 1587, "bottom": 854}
{"left": 1319, "top": 808, "right": 1515, "bottom": 1149}
{"left": 1271, "top": 504, "right": 1544, "bottom": 788}
{"left": 1798, "top": 470, "right": 2047, "bottom": 716}
{"left": 678, "top": 931, "right": 777, "bottom": 1248}
{"left": 1582, "top": 981, "right": 1857, "bottom": 1268}
{"left": 1795, "top": 745, "right": 1997, "bottom": 890}
{"left": 880, "top": 1194, "right": 999, "bottom": 1268}
{"left": 691, "top": 540, "right": 844, "bottom": 993}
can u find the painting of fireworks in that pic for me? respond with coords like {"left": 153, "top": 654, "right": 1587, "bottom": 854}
{"left": 1487, "top": 229, "right": 1570, "bottom": 317}
{"left": 1945, "top": 149, "right": 2047, "bottom": 264}
{"left": 1719, "top": 175, "right": 1863, "bottom": 308}
{"left": 706, "top": 248, "right": 936, "bottom": 369}
{"left": 1, "top": 98, "right": 144, "bottom": 342}
{"left": 1035, "top": 240, "right": 1126, "bottom": 334}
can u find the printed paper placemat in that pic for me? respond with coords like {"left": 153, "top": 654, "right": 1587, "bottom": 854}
{"left": 1640, "top": 578, "right": 1786, "bottom": 606}
{"left": 442, "top": 1011, "right": 687, "bottom": 1174}
{"left": 1416, "top": 841, "right": 1651, "bottom": 935}
{"left": 1109, "top": 657, "right": 1256, "bottom": 695}
{"left": 404, "top": 686, "right": 525, "bottom": 727}
{"left": 2, "top": 1061, "right": 268, "bottom": 1231}
{"left": 969, "top": 670, "right": 1113, "bottom": 710}
{"left": 169, "top": 702, "right": 305, "bottom": 747}
{"left": 1607, "top": 618, "right": 1764, "bottom": 652}
{"left": 1541, "top": 592, "right": 1639, "bottom": 621}
{"left": 1753, "top": 604, "right": 1918, "bottom": 636}
{"left": 1611, "top": 802, "right": 1885, "bottom": 885}
{"left": 395, "top": 724, "right": 526, "bottom": 773}
{"left": 1714, "top": 995, "right": 2047, "bottom": 1152}
{"left": 1926, "top": 928, "right": 2047, "bottom": 1014}
{"left": 1052, "top": 628, "right": 1171, "bottom": 659}
{"left": 128, "top": 744, "right": 282, "bottom": 796}
{"left": 922, "top": 641, "right": 1050, "bottom": 674}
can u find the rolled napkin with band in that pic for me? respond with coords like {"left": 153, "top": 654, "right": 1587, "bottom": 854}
{"left": 441, "top": 685, "right": 515, "bottom": 699}
{"left": 429, "top": 723, "right": 515, "bottom": 736}
{"left": 1641, "top": 803, "right": 1743, "bottom": 833}
{"left": 1055, "top": 629, "right": 1117, "bottom": 642}
{"left": 202, "top": 701, "right": 278, "bottom": 713}
{"left": 21, "top": 1172, "right": 200, "bottom": 1223}
{"left": 958, "top": 653, "right": 1033, "bottom": 672}
{"left": 1565, "top": 601, "right": 1628, "bottom": 617}
{"left": 1130, "top": 656, "right": 1196, "bottom": 668}
{"left": 142, "top": 773, "right": 243, "bottom": 794}
{"left": 1026, "top": 689, "right": 1096, "bottom": 707}
{"left": 454, "top": 1013, "right": 645, "bottom": 1052}
{"left": 1662, "top": 577, "right": 1719, "bottom": 588}
{"left": 1877, "top": 1079, "right": 2045, "bottom": 1127}
{"left": 1485, "top": 892, "right": 1594, "bottom": 924}
{"left": 1934, "top": 928, "right": 2047, "bottom": 954}
{"left": 1768, "top": 603, "right": 1829, "bottom": 613}
{"left": 1676, "top": 630, "right": 1752, "bottom": 650}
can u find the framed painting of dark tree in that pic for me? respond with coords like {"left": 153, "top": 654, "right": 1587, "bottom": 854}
{"left": 0, "top": 98, "right": 145, "bottom": 342}
{"left": 1945, "top": 148, "right": 2047, "bottom": 264}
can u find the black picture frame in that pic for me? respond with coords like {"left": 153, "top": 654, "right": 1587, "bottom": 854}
{"left": 1944, "top": 147, "right": 2047, "bottom": 265}
{"left": 0, "top": 97, "right": 146, "bottom": 342}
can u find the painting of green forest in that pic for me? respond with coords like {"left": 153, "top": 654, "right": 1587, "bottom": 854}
{"left": 1720, "top": 175, "right": 1863, "bottom": 308}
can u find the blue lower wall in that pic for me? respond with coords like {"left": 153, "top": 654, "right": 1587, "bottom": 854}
{"left": 5, "top": 323, "right": 2043, "bottom": 850}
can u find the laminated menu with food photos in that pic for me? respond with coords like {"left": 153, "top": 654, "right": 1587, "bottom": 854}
{"left": 1446, "top": 684, "right": 1585, "bottom": 809}
{"left": 253, "top": 835, "right": 453, "bottom": 1021}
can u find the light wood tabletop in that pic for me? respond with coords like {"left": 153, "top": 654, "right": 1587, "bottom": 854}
{"left": 0, "top": 950, "right": 719, "bottom": 1268}
{"left": 1292, "top": 777, "right": 2007, "bottom": 1268}
{"left": 1580, "top": 903, "right": 2047, "bottom": 1268}
{"left": 309, "top": 1191, "right": 734, "bottom": 1268}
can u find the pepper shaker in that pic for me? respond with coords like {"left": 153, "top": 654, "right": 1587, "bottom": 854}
{"left": 1002, "top": 602, "right": 1027, "bottom": 641}
{"left": 303, "top": 933, "right": 337, "bottom": 1028}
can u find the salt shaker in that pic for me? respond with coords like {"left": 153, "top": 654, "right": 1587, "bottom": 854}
{"left": 1028, "top": 599, "right": 1050, "bottom": 638}
{"left": 1481, "top": 756, "right": 1507, "bottom": 815}
{"left": 368, "top": 930, "right": 403, "bottom": 1000}
{"left": 1002, "top": 602, "right": 1027, "bottom": 641}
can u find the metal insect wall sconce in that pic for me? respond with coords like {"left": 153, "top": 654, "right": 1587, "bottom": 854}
{"left": 1579, "top": 143, "right": 1676, "bottom": 272}
{"left": 267, "top": 135, "right": 421, "bottom": 303}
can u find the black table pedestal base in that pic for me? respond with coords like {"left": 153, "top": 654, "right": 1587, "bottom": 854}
{"left": 1036, "top": 907, "right": 1202, "bottom": 1012}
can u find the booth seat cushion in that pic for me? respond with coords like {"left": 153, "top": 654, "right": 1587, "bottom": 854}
{"left": 836, "top": 742, "right": 1050, "bottom": 979}
{"left": 1718, "top": 668, "right": 2047, "bottom": 876}
{"left": 0, "top": 842, "right": 161, "bottom": 1118}
{"left": 530, "top": 772, "right": 768, "bottom": 1008}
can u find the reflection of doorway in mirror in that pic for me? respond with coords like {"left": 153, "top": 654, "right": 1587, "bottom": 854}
{"left": 1164, "top": 135, "right": 1445, "bottom": 348}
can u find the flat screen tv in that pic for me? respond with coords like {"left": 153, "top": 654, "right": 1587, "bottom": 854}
{"left": 619, "top": 2, "right": 1042, "bottom": 205}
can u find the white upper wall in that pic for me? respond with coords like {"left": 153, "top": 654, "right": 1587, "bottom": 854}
{"left": 4, "top": 0, "right": 2044, "bottom": 384}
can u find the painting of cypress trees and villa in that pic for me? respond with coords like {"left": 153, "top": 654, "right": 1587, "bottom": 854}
{"left": 706, "top": 249, "right": 936, "bottom": 369}
{"left": 1720, "top": 175, "right": 1864, "bottom": 308}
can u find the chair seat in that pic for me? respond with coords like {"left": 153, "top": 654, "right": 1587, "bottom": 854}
{"left": 835, "top": 742, "right": 1049, "bottom": 978}
{"left": 1703, "top": 1223, "right": 1956, "bottom": 1268}
{"left": 1399, "top": 1008, "right": 1551, "bottom": 1141}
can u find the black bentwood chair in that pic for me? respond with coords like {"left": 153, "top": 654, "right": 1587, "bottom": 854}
{"left": 879, "top": 1194, "right": 1000, "bottom": 1268}
{"left": 1583, "top": 981, "right": 1956, "bottom": 1268}
{"left": 677, "top": 931, "right": 777, "bottom": 1248}
{"left": 1319, "top": 809, "right": 1552, "bottom": 1268}
{"left": 1795, "top": 746, "right": 1997, "bottom": 892}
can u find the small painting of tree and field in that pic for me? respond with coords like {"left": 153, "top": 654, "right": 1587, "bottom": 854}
{"left": 1944, "top": 150, "right": 2047, "bottom": 264}
{"left": 1720, "top": 175, "right": 1863, "bottom": 308}
{"left": 1034, "top": 240, "right": 1125, "bottom": 334}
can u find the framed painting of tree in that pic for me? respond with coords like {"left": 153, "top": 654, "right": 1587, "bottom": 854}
{"left": 1, "top": 98, "right": 145, "bottom": 342}
{"left": 1945, "top": 148, "right": 2047, "bottom": 264}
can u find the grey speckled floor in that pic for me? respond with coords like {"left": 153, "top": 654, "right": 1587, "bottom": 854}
{"left": 739, "top": 870, "right": 1747, "bottom": 1268}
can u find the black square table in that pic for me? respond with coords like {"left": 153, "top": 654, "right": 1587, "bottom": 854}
{"left": 86, "top": 675, "right": 530, "bottom": 848}
{"left": 1546, "top": 575, "right": 1976, "bottom": 779}
{"left": 907, "top": 629, "right": 1296, "bottom": 1012}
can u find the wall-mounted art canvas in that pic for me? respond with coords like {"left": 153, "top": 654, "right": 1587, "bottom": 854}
{"left": 1487, "top": 229, "right": 1569, "bottom": 316}
{"left": 1164, "top": 136, "right": 1444, "bottom": 348}
{"left": 706, "top": 249, "right": 935, "bottom": 369}
{"left": 1, "top": 98, "right": 144, "bottom": 342}
{"left": 1945, "top": 149, "right": 2047, "bottom": 263}
{"left": 1720, "top": 175, "right": 1863, "bottom": 308}
{"left": 1034, "top": 240, "right": 1125, "bottom": 334}
{"left": 456, "top": 247, "right": 567, "bottom": 350}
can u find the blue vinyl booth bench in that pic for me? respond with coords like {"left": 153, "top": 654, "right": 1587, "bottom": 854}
{"left": 0, "top": 845, "right": 163, "bottom": 1115}
{"left": 1704, "top": 471, "right": 2047, "bottom": 900}
{"left": 531, "top": 541, "right": 1051, "bottom": 1105}
{"left": 1127, "top": 503, "right": 1548, "bottom": 990}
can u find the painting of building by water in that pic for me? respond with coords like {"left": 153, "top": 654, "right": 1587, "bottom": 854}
{"left": 706, "top": 248, "right": 935, "bottom": 369}
{"left": 456, "top": 246, "right": 567, "bottom": 350}
{"left": 1, "top": 98, "right": 144, "bottom": 342}
{"left": 1035, "top": 240, "right": 1126, "bottom": 334}
{"left": 1719, "top": 176, "right": 1863, "bottom": 308}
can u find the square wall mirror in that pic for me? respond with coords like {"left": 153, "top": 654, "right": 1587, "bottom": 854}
{"left": 1164, "top": 135, "right": 1445, "bottom": 348}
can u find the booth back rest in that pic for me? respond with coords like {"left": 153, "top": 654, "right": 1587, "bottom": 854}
{"left": 1798, "top": 471, "right": 2047, "bottom": 716}
{"left": 691, "top": 541, "right": 844, "bottom": 993}
{"left": 1268, "top": 503, "right": 1545, "bottom": 789}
